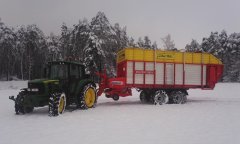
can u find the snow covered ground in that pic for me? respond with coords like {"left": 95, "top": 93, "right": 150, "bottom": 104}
{"left": 0, "top": 81, "right": 240, "bottom": 144}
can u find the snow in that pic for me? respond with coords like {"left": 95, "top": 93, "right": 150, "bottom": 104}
{"left": 0, "top": 81, "right": 240, "bottom": 144}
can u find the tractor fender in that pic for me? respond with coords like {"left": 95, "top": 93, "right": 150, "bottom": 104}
{"left": 75, "top": 79, "right": 96, "bottom": 96}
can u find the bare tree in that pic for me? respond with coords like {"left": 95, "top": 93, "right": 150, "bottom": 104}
{"left": 161, "top": 34, "right": 176, "bottom": 51}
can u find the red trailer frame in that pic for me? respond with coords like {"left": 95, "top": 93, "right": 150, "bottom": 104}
{"left": 97, "top": 61, "right": 223, "bottom": 97}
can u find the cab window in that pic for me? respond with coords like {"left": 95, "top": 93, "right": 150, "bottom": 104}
{"left": 70, "top": 65, "right": 79, "bottom": 79}
{"left": 50, "top": 64, "right": 68, "bottom": 79}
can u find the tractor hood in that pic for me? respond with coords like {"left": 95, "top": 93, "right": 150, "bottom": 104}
{"left": 27, "top": 79, "right": 60, "bottom": 94}
{"left": 28, "top": 79, "right": 59, "bottom": 85}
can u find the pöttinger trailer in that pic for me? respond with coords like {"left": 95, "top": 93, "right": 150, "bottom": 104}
{"left": 97, "top": 48, "right": 223, "bottom": 104}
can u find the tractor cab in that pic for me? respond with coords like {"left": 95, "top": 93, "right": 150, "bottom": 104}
{"left": 46, "top": 61, "right": 89, "bottom": 101}
{"left": 46, "top": 61, "right": 87, "bottom": 80}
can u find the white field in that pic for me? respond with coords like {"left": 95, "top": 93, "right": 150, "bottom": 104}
{"left": 0, "top": 81, "right": 240, "bottom": 144}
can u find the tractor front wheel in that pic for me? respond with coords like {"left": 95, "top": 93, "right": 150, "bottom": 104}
{"left": 49, "top": 93, "right": 66, "bottom": 116}
{"left": 15, "top": 91, "right": 34, "bottom": 114}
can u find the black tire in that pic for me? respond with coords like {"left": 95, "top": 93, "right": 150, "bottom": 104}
{"left": 24, "top": 107, "right": 34, "bottom": 113}
{"left": 105, "top": 94, "right": 111, "bottom": 98}
{"left": 49, "top": 93, "right": 66, "bottom": 116}
{"left": 154, "top": 90, "right": 169, "bottom": 105}
{"left": 78, "top": 83, "right": 97, "bottom": 109}
{"left": 15, "top": 92, "right": 24, "bottom": 114}
{"left": 140, "top": 91, "right": 148, "bottom": 103}
{"left": 182, "top": 95, "right": 187, "bottom": 104}
{"left": 112, "top": 94, "right": 119, "bottom": 101}
{"left": 149, "top": 92, "right": 155, "bottom": 104}
{"left": 15, "top": 91, "right": 34, "bottom": 114}
{"left": 170, "top": 90, "right": 187, "bottom": 104}
{"left": 168, "top": 97, "right": 174, "bottom": 104}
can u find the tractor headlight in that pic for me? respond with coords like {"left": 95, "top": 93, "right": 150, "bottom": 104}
{"left": 31, "top": 88, "right": 39, "bottom": 92}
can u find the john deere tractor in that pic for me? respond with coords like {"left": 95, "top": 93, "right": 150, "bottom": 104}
{"left": 9, "top": 61, "right": 97, "bottom": 116}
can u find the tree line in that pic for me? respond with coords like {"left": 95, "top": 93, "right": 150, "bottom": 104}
{"left": 185, "top": 31, "right": 240, "bottom": 82}
{"left": 0, "top": 12, "right": 239, "bottom": 82}
{"left": 0, "top": 12, "right": 160, "bottom": 81}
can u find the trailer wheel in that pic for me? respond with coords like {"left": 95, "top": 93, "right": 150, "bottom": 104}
{"left": 153, "top": 90, "right": 169, "bottom": 105}
{"left": 112, "top": 94, "right": 119, "bottom": 101}
{"left": 140, "top": 91, "right": 149, "bottom": 103}
{"left": 170, "top": 90, "right": 187, "bottom": 104}
{"left": 105, "top": 94, "right": 111, "bottom": 98}
{"left": 49, "top": 92, "right": 66, "bottom": 116}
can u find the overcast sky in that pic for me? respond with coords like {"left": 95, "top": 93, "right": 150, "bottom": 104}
{"left": 0, "top": 0, "right": 240, "bottom": 48}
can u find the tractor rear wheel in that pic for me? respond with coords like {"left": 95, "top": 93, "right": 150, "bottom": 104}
{"left": 79, "top": 84, "right": 97, "bottom": 109}
{"left": 49, "top": 93, "right": 66, "bottom": 116}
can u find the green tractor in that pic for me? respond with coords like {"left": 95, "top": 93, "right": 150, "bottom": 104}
{"left": 9, "top": 61, "right": 97, "bottom": 116}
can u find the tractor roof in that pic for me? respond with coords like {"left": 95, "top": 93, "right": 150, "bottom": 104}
{"left": 48, "top": 61, "right": 84, "bottom": 66}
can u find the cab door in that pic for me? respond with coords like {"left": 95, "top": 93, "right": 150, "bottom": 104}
{"left": 69, "top": 65, "right": 80, "bottom": 96}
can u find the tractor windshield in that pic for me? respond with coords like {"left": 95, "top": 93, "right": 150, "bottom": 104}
{"left": 49, "top": 64, "right": 68, "bottom": 79}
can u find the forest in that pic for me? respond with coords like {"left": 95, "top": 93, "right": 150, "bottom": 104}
{"left": 0, "top": 12, "right": 239, "bottom": 82}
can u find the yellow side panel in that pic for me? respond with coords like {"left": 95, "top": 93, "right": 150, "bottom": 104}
{"left": 156, "top": 51, "right": 175, "bottom": 62}
{"left": 192, "top": 53, "right": 201, "bottom": 63}
{"left": 124, "top": 49, "right": 132, "bottom": 61}
{"left": 117, "top": 48, "right": 222, "bottom": 65}
{"left": 210, "top": 54, "right": 221, "bottom": 64}
{"left": 184, "top": 53, "right": 193, "bottom": 63}
{"left": 174, "top": 52, "right": 183, "bottom": 63}
{"left": 144, "top": 50, "right": 154, "bottom": 61}
{"left": 202, "top": 54, "right": 210, "bottom": 64}
{"left": 134, "top": 49, "right": 144, "bottom": 61}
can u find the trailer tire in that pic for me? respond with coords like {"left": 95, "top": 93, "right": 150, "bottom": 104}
{"left": 49, "top": 92, "right": 66, "bottom": 116}
{"left": 112, "top": 94, "right": 119, "bottom": 101}
{"left": 105, "top": 94, "right": 111, "bottom": 98}
{"left": 149, "top": 91, "right": 155, "bottom": 104}
{"left": 170, "top": 90, "right": 187, "bottom": 104}
{"left": 153, "top": 90, "right": 169, "bottom": 105}
{"left": 140, "top": 91, "right": 148, "bottom": 103}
